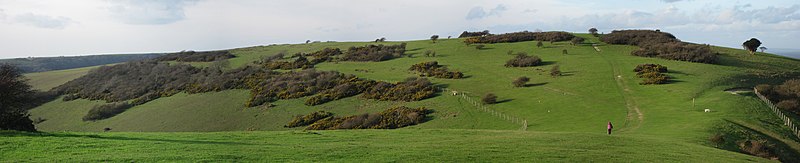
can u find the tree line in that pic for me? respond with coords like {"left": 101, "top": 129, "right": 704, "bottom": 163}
{"left": 464, "top": 31, "right": 576, "bottom": 44}
{"left": 155, "top": 50, "right": 235, "bottom": 62}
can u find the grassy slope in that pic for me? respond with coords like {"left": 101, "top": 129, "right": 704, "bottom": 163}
{"left": 0, "top": 130, "right": 765, "bottom": 162}
{"left": 19, "top": 34, "right": 800, "bottom": 161}
{"left": 23, "top": 65, "right": 108, "bottom": 91}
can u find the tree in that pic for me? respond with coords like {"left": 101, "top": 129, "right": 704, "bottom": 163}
{"left": 759, "top": 47, "right": 768, "bottom": 53}
{"left": 571, "top": 37, "right": 585, "bottom": 45}
{"left": 482, "top": 93, "right": 497, "bottom": 104}
{"left": 550, "top": 65, "right": 561, "bottom": 77}
{"left": 0, "top": 64, "right": 36, "bottom": 131}
{"left": 430, "top": 35, "right": 439, "bottom": 43}
{"left": 742, "top": 38, "right": 762, "bottom": 54}
{"left": 305, "top": 40, "right": 311, "bottom": 44}
{"left": 536, "top": 41, "right": 544, "bottom": 48}
{"left": 513, "top": 76, "right": 530, "bottom": 87}
{"left": 589, "top": 28, "right": 599, "bottom": 36}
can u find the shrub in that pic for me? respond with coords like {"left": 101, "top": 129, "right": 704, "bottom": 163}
{"left": 475, "top": 44, "right": 485, "bottom": 50}
{"left": 634, "top": 64, "right": 670, "bottom": 85}
{"left": 562, "top": 49, "right": 568, "bottom": 55}
{"left": 482, "top": 93, "right": 497, "bottom": 104}
{"left": 361, "top": 77, "right": 437, "bottom": 102}
{"left": 776, "top": 100, "right": 799, "bottom": 112}
{"left": 738, "top": 140, "right": 777, "bottom": 159}
{"left": 570, "top": 37, "right": 585, "bottom": 45}
{"left": 463, "top": 31, "right": 575, "bottom": 44}
{"left": 756, "top": 79, "right": 800, "bottom": 114}
{"left": 550, "top": 65, "right": 561, "bottom": 77}
{"left": 600, "top": 30, "right": 717, "bottom": 63}
{"left": 513, "top": 77, "right": 530, "bottom": 87}
{"left": 408, "top": 61, "right": 464, "bottom": 79}
{"left": 709, "top": 133, "right": 725, "bottom": 145}
{"left": 156, "top": 50, "right": 235, "bottom": 62}
{"left": 83, "top": 102, "right": 133, "bottom": 121}
{"left": 285, "top": 111, "right": 334, "bottom": 128}
{"left": 341, "top": 44, "right": 406, "bottom": 62}
{"left": 306, "top": 106, "right": 431, "bottom": 130}
{"left": 505, "top": 54, "right": 542, "bottom": 67}
{"left": 536, "top": 41, "right": 544, "bottom": 48}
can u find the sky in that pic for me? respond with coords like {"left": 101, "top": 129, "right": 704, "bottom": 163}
{"left": 0, "top": 0, "right": 799, "bottom": 59}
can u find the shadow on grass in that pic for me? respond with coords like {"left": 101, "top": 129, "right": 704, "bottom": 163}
{"left": 539, "top": 61, "right": 557, "bottom": 66}
{"left": 523, "top": 82, "right": 548, "bottom": 87}
{"left": 495, "top": 99, "right": 514, "bottom": 104}
{"left": 0, "top": 131, "right": 253, "bottom": 145}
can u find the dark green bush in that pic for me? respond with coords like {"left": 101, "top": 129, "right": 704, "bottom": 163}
{"left": 505, "top": 54, "right": 542, "bottom": 67}
{"left": 600, "top": 30, "right": 717, "bottom": 63}
{"left": 156, "top": 50, "right": 234, "bottom": 62}
{"left": 464, "top": 31, "right": 575, "bottom": 44}
{"left": 305, "top": 106, "right": 430, "bottom": 130}
{"left": 341, "top": 44, "right": 406, "bottom": 62}
{"left": 482, "top": 93, "right": 497, "bottom": 104}
{"left": 82, "top": 102, "right": 132, "bottom": 121}
{"left": 408, "top": 61, "right": 464, "bottom": 79}
{"left": 361, "top": 77, "right": 436, "bottom": 102}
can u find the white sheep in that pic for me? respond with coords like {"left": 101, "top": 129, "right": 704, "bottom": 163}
{"left": 704, "top": 109, "right": 711, "bottom": 112}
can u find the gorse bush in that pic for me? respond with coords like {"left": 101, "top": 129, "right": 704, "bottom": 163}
{"left": 284, "top": 111, "right": 334, "bottom": 128}
{"left": 505, "top": 54, "right": 542, "bottom": 67}
{"left": 464, "top": 31, "right": 575, "bottom": 44}
{"left": 341, "top": 44, "right": 406, "bottom": 62}
{"left": 305, "top": 106, "right": 431, "bottom": 130}
{"left": 361, "top": 77, "right": 437, "bottom": 102}
{"left": 82, "top": 102, "right": 133, "bottom": 121}
{"left": 156, "top": 50, "right": 235, "bottom": 62}
{"left": 482, "top": 93, "right": 497, "bottom": 104}
{"left": 600, "top": 30, "right": 717, "bottom": 63}
{"left": 513, "top": 77, "right": 529, "bottom": 87}
{"left": 634, "top": 64, "right": 670, "bottom": 85}
{"left": 408, "top": 61, "right": 464, "bottom": 79}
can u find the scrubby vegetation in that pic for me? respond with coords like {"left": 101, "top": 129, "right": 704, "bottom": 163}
{"left": 361, "top": 77, "right": 437, "bottom": 102}
{"left": 341, "top": 44, "right": 406, "bottom": 62}
{"left": 304, "top": 106, "right": 431, "bottom": 130}
{"left": 550, "top": 65, "right": 561, "bottom": 77}
{"left": 82, "top": 102, "right": 132, "bottom": 121}
{"left": 464, "top": 31, "right": 575, "bottom": 44}
{"left": 408, "top": 61, "right": 464, "bottom": 79}
{"left": 245, "top": 70, "right": 364, "bottom": 107}
{"left": 513, "top": 77, "right": 529, "bottom": 87}
{"left": 600, "top": 30, "right": 717, "bottom": 63}
{"left": 756, "top": 79, "right": 800, "bottom": 114}
{"left": 505, "top": 53, "right": 542, "bottom": 67}
{"left": 482, "top": 93, "right": 497, "bottom": 104}
{"left": 156, "top": 50, "right": 235, "bottom": 62}
{"left": 634, "top": 64, "right": 670, "bottom": 85}
{"left": 284, "top": 111, "right": 334, "bottom": 128}
{"left": 458, "top": 30, "right": 490, "bottom": 38}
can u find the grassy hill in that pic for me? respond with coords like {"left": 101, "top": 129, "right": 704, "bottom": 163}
{"left": 0, "top": 129, "right": 766, "bottom": 162}
{"left": 17, "top": 33, "right": 800, "bottom": 161}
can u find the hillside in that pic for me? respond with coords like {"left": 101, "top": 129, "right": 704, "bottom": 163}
{"left": 19, "top": 33, "right": 800, "bottom": 161}
{"left": 0, "top": 53, "right": 162, "bottom": 73}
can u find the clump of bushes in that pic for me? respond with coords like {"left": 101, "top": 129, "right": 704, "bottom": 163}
{"left": 341, "top": 44, "right": 406, "bottom": 62}
{"left": 738, "top": 140, "right": 777, "bottom": 160}
{"left": 634, "top": 64, "right": 670, "bottom": 85}
{"left": 305, "top": 106, "right": 431, "bottom": 130}
{"left": 304, "top": 80, "right": 377, "bottom": 106}
{"left": 408, "top": 61, "right": 464, "bottom": 79}
{"left": 513, "top": 77, "right": 529, "bottom": 87}
{"left": 756, "top": 79, "right": 800, "bottom": 114}
{"left": 600, "top": 30, "right": 717, "bottom": 63}
{"left": 458, "top": 30, "right": 491, "bottom": 38}
{"left": 362, "top": 77, "right": 436, "bottom": 102}
{"left": 464, "top": 31, "right": 575, "bottom": 44}
{"left": 505, "top": 53, "right": 542, "bottom": 67}
{"left": 82, "top": 102, "right": 133, "bottom": 121}
{"left": 285, "top": 111, "right": 334, "bottom": 128}
{"left": 264, "top": 56, "right": 316, "bottom": 70}
{"left": 156, "top": 50, "right": 235, "bottom": 62}
{"left": 482, "top": 93, "right": 497, "bottom": 104}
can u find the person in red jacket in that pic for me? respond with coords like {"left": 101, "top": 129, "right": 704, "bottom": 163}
{"left": 607, "top": 121, "right": 613, "bottom": 135}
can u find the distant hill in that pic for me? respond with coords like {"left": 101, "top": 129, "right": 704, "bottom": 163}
{"left": 770, "top": 48, "right": 800, "bottom": 59}
{"left": 0, "top": 53, "right": 163, "bottom": 73}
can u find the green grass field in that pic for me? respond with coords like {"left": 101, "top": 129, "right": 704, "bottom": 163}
{"left": 13, "top": 34, "right": 800, "bottom": 161}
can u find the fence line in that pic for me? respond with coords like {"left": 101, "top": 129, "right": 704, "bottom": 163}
{"left": 439, "top": 87, "right": 528, "bottom": 130}
{"left": 753, "top": 88, "right": 800, "bottom": 139}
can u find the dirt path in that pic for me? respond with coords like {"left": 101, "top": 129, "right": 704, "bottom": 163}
{"left": 599, "top": 47, "right": 644, "bottom": 132}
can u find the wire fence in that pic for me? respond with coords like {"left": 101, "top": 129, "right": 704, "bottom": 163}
{"left": 438, "top": 87, "right": 528, "bottom": 131}
{"left": 753, "top": 87, "right": 800, "bottom": 139}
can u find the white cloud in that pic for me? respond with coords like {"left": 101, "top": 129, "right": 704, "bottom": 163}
{"left": 0, "top": 9, "right": 6, "bottom": 20}
{"left": 466, "top": 4, "right": 508, "bottom": 20}
{"left": 13, "top": 13, "right": 73, "bottom": 29}
{"left": 107, "top": 0, "right": 201, "bottom": 25}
